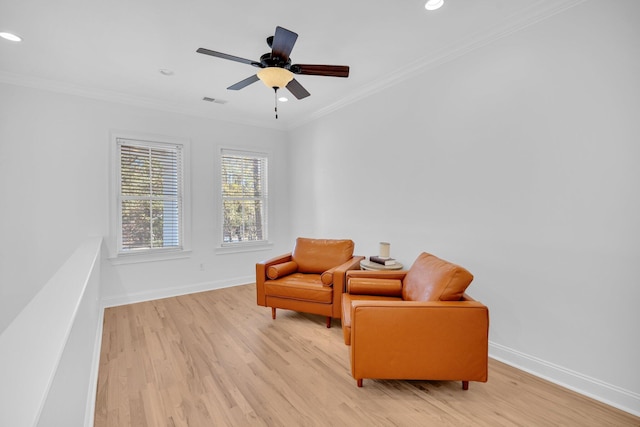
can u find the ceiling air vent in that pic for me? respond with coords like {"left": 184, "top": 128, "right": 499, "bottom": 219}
{"left": 202, "top": 97, "right": 227, "bottom": 104}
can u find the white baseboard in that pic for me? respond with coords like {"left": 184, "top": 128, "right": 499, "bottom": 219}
{"left": 100, "top": 276, "right": 254, "bottom": 308}
{"left": 489, "top": 341, "right": 640, "bottom": 417}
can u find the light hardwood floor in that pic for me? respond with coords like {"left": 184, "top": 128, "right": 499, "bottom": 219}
{"left": 94, "top": 284, "right": 639, "bottom": 426}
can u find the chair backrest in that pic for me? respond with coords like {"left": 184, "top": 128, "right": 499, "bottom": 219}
{"left": 402, "top": 252, "right": 474, "bottom": 302}
{"left": 292, "top": 238, "right": 355, "bottom": 273}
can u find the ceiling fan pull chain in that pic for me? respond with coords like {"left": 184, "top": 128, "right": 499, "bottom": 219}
{"left": 274, "top": 87, "right": 279, "bottom": 119}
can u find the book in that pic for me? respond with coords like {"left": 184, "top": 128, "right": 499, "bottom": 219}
{"left": 369, "top": 256, "right": 396, "bottom": 266}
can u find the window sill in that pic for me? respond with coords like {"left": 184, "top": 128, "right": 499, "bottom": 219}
{"left": 109, "top": 249, "right": 192, "bottom": 265}
{"left": 215, "top": 241, "right": 274, "bottom": 255}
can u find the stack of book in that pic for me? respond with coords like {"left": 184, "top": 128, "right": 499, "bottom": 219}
{"left": 369, "top": 255, "right": 397, "bottom": 266}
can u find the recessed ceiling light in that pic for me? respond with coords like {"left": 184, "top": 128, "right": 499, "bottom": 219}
{"left": 278, "top": 97, "right": 289, "bottom": 102}
{"left": 425, "top": 0, "right": 444, "bottom": 11}
{"left": 0, "top": 32, "right": 22, "bottom": 42}
{"left": 159, "top": 68, "right": 174, "bottom": 76}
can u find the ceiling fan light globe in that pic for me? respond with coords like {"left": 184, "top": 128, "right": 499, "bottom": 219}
{"left": 257, "top": 67, "right": 294, "bottom": 89}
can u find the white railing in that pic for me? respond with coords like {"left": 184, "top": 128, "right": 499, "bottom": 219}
{"left": 0, "top": 237, "right": 103, "bottom": 427}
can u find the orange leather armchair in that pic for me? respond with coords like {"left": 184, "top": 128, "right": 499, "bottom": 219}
{"left": 342, "top": 252, "right": 489, "bottom": 389}
{"left": 256, "top": 237, "right": 364, "bottom": 328}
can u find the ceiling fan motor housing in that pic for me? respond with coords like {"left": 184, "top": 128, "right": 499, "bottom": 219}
{"left": 258, "top": 52, "right": 291, "bottom": 69}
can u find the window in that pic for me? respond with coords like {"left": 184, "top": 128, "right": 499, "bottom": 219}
{"left": 115, "top": 137, "right": 185, "bottom": 255}
{"left": 220, "top": 149, "right": 268, "bottom": 246}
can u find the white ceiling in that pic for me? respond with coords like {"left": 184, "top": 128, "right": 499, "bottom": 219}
{"left": 0, "top": 0, "right": 585, "bottom": 129}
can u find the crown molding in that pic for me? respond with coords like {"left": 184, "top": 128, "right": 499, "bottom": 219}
{"left": 289, "top": 0, "right": 588, "bottom": 130}
{"left": 0, "top": 0, "right": 587, "bottom": 133}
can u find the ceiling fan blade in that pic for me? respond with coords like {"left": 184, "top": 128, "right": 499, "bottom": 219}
{"left": 197, "top": 48, "right": 259, "bottom": 66}
{"left": 286, "top": 79, "right": 310, "bottom": 99}
{"left": 227, "top": 74, "right": 260, "bottom": 90}
{"left": 271, "top": 26, "right": 298, "bottom": 63}
{"left": 292, "top": 64, "right": 350, "bottom": 78}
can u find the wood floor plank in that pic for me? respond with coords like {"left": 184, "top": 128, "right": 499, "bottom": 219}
{"left": 94, "top": 284, "right": 640, "bottom": 426}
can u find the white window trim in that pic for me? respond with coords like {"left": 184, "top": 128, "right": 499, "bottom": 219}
{"left": 215, "top": 145, "right": 273, "bottom": 254}
{"left": 109, "top": 130, "right": 192, "bottom": 263}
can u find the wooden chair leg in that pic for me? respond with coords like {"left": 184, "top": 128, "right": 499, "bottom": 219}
{"left": 326, "top": 316, "right": 332, "bottom": 328}
{"left": 271, "top": 307, "right": 276, "bottom": 320}
{"left": 462, "top": 381, "right": 469, "bottom": 390}
{"left": 357, "top": 379, "right": 363, "bottom": 387}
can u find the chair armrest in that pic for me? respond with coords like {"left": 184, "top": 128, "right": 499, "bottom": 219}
{"left": 258, "top": 252, "right": 293, "bottom": 268}
{"left": 350, "top": 300, "right": 489, "bottom": 379}
{"left": 330, "top": 256, "right": 366, "bottom": 287}
{"left": 256, "top": 252, "right": 294, "bottom": 282}
{"left": 328, "top": 256, "right": 365, "bottom": 318}
{"left": 350, "top": 300, "right": 489, "bottom": 382}
{"left": 256, "top": 253, "right": 292, "bottom": 306}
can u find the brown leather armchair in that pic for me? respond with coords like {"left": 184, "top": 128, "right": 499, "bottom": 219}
{"left": 342, "top": 252, "right": 489, "bottom": 389}
{"left": 256, "top": 237, "right": 364, "bottom": 328}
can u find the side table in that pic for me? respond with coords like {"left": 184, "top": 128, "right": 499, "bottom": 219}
{"left": 360, "top": 259, "right": 404, "bottom": 271}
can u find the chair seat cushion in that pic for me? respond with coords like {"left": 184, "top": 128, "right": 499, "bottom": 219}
{"left": 265, "top": 273, "right": 333, "bottom": 303}
{"left": 341, "top": 293, "right": 403, "bottom": 345}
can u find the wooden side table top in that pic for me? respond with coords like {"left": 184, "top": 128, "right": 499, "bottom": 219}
{"left": 360, "top": 259, "right": 404, "bottom": 271}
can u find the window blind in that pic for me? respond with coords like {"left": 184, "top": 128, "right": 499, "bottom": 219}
{"left": 221, "top": 150, "right": 268, "bottom": 244}
{"left": 118, "top": 139, "right": 183, "bottom": 252}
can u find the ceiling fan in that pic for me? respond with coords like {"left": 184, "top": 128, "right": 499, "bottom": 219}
{"left": 197, "top": 26, "right": 350, "bottom": 117}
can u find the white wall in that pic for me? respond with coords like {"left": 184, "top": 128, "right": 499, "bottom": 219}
{"left": 1, "top": 0, "right": 638, "bottom": 418}
{"left": 0, "top": 82, "right": 291, "bottom": 331}
{"left": 289, "top": 0, "right": 639, "bottom": 414}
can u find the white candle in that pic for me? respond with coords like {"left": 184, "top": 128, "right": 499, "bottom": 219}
{"left": 379, "top": 242, "right": 390, "bottom": 258}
